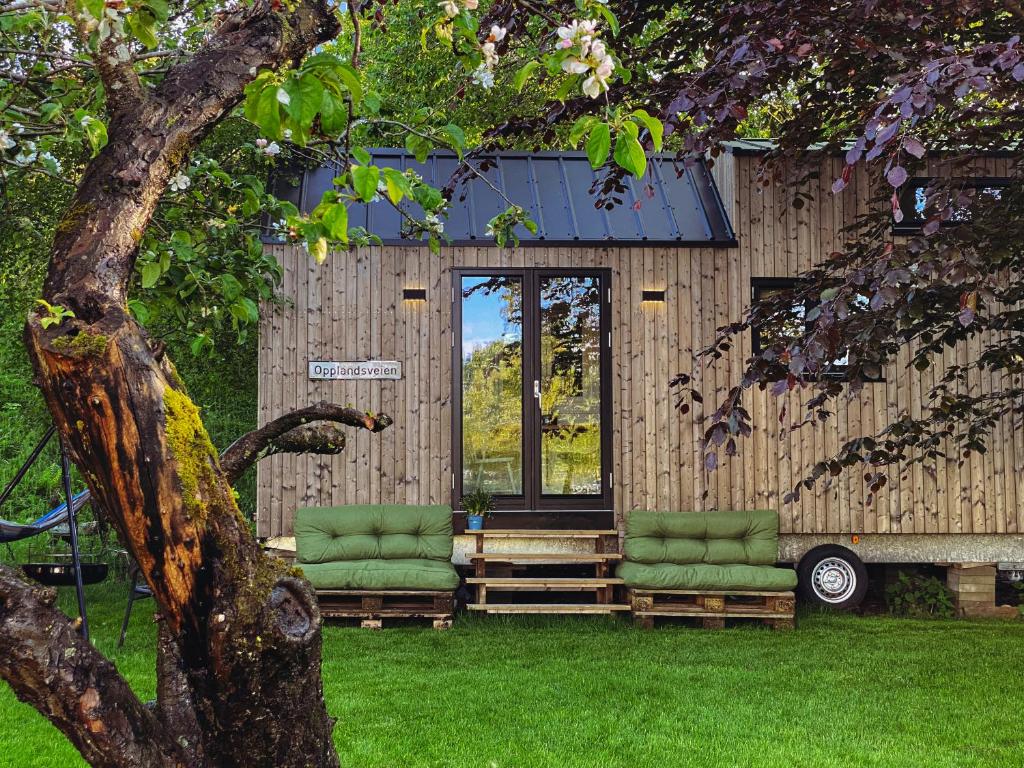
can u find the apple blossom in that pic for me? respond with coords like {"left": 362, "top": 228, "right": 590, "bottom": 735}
{"left": 488, "top": 25, "right": 506, "bottom": 43}
{"left": 168, "top": 172, "right": 190, "bottom": 192}
{"left": 472, "top": 64, "right": 495, "bottom": 89}
{"left": 439, "top": 0, "right": 459, "bottom": 18}
{"left": 264, "top": 141, "right": 281, "bottom": 156}
{"left": 0, "top": 130, "right": 14, "bottom": 150}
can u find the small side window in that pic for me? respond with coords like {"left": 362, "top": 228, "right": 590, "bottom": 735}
{"left": 895, "top": 177, "right": 1008, "bottom": 234}
{"left": 751, "top": 278, "right": 881, "bottom": 380}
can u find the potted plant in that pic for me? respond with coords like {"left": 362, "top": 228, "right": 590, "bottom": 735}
{"left": 462, "top": 487, "right": 494, "bottom": 531}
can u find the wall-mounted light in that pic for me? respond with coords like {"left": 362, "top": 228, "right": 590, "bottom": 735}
{"left": 641, "top": 289, "right": 666, "bottom": 303}
{"left": 403, "top": 287, "right": 427, "bottom": 302}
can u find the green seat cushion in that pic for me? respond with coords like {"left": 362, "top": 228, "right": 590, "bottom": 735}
{"left": 624, "top": 510, "right": 780, "bottom": 566}
{"left": 300, "top": 558, "right": 460, "bottom": 591}
{"left": 617, "top": 561, "right": 797, "bottom": 592}
{"left": 295, "top": 505, "right": 453, "bottom": 564}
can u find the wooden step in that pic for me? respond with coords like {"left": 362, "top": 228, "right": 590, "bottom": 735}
{"left": 467, "top": 552, "right": 622, "bottom": 563}
{"left": 466, "top": 603, "right": 630, "bottom": 614}
{"left": 465, "top": 529, "right": 618, "bottom": 538}
{"left": 466, "top": 577, "right": 623, "bottom": 591}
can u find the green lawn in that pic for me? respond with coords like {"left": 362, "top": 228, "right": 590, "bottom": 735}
{"left": 0, "top": 582, "right": 1020, "bottom": 768}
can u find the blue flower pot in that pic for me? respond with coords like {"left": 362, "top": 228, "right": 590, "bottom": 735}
{"left": 466, "top": 514, "right": 484, "bottom": 531}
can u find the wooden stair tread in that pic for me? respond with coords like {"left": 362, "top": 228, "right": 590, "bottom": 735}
{"left": 465, "top": 529, "right": 618, "bottom": 538}
{"left": 467, "top": 552, "right": 621, "bottom": 562}
{"left": 320, "top": 610, "right": 452, "bottom": 618}
{"left": 467, "top": 603, "right": 630, "bottom": 613}
{"left": 466, "top": 577, "right": 623, "bottom": 585}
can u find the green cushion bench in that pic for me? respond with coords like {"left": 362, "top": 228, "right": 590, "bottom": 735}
{"left": 294, "top": 504, "right": 459, "bottom": 628}
{"left": 616, "top": 510, "right": 797, "bottom": 629}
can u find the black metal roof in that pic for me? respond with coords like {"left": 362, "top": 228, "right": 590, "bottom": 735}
{"left": 272, "top": 149, "right": 735, "bottom": 247}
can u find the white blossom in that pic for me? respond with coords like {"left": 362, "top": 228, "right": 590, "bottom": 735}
{"left": 439, "top": 0, "right": 459, "bottom": 17}
{"left": 481, "top": 41, "right": 499, "bottom": 68}
{"left": 0, "top": 130, "right": 14, "bottom": 150}
{"left": 255, "top": 138, "right": 268, "bottom": 149}
{"left": 168, "top": 172, "right": 190, "bottom": 192}
{"left": 472, "top": 64, "right": 495, "bottom": 89}
{"left": 487, "top": 25, "right": 506, "bottom": 42}
{"left": 263, "top": 141, "right": 281, "bottom": 156}
{"left": 561, "top": 57, "right": 590, "bottom": 75}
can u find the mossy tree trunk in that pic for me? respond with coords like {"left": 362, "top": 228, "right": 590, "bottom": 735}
{"left": 0, "top": 2, "right": 389, "bottom": 767}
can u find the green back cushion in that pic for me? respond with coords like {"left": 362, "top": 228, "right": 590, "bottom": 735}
{"left": 624, "top": 510, "right": 779, "bottom": 565}
{"left": 295, "top": 505, "right": 454, "bottom": 564}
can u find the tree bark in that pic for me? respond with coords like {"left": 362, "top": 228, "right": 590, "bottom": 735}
{"left": 5, "top": 1, "right": 369, "bottom": 766}
{"left": 0, "top": 568, "right": 186, "bottom": 768}
{"left": 220, "top": 402, "right": 393, "bottom": 485}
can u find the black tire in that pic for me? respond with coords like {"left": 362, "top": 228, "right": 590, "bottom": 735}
{"left": 797, "top": 545, "right": 868, "bottom": 610}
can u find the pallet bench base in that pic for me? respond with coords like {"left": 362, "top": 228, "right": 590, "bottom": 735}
{"left": 628, "top": 589, "right": 796, "bottom": 630}
{"left": 315, "top": 590, "right": 454, "bottom": 629}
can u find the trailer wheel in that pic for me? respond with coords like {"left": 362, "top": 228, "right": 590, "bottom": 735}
{"left": 797, "top": 545, "right": 868, "bottom": 610}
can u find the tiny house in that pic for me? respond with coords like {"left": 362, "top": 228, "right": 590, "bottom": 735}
{"left": 258, "top": 143, "right": 1023, "bottom": 611}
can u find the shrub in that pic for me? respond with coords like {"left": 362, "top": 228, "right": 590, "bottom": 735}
{"left": 885, "top": 570, "right": 955, "bottom": 618}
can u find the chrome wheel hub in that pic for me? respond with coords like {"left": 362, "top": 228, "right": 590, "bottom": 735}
{"left": 811, "top": 557, "right": 857, "bottom": 603}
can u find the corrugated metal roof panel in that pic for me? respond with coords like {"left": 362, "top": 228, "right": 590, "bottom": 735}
{"left": 271, "top": 148, "right": 735, "bottom": 246}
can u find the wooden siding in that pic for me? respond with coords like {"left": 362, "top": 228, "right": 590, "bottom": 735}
{"left": 257, "top": 154, "right": 1023, "bottom": 538}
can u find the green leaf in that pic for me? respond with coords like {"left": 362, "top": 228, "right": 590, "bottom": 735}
{"left": 81, "top": 117, "right": 107, "bottom": 156}
{"left": 127, "top": 9, "right": 158, "bottom": 49}
{"left": 585, "top": 122, "right": 611, "bottom": 168}
{"left": 631, "top": 109, "right": 664, "bottom": 152}
{"left": 322, "top": 203, "right": 349, "bottom": 243}
{"left": 218, "top": 273, "right": 243, "bottom": 300}
{"left": 351, "top": 165, "right": 380, "bottom": 203}
{"left": 595, "top": 4, "right": 620, "bottom": 35}
{"left": 613, "top": 121, "right": 647, "bottom": 178}
{"left": 555, "top": 74, "right": 580, "bottom": 102}
{"left": 319, "top": 91, "right": 347, "bottom": 136}
{"left": 352, "top": 146, "right": 372, "bottom": 165}
{"left": 140, "top": 263, "right": 161, "bottom": 289}
{"left": 247, "top": 83, "right": 281, "bottom": 139}
{"left": 146, "top": 0, "right": 169, "bottom": 22}
{"left": 127, "top": 299, "right": 150, "bottom": 324}
{"left": 514, "top": 61, "right": 540, "bottom": 93}
{"left": 405, "top": 133, "right": 431, "bottom": 164}
{"left": 444, "top": 123, "right": 466, "bottom": 156}
{"left": 381, "top": 167, "right": 413, "bottom": 205}
{"left": 569, "top": 116, "right": 599, "bottom": 148}
{"left": 283, "top": 73, "right": 324, "bottom": 142}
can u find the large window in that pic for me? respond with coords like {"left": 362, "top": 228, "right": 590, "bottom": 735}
{"left": 454, "top": 269, "right": 612, "bottom": 511}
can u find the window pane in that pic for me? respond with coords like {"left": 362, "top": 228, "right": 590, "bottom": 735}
{"left": 461, "top": 276, "right": 523, "bottom": 495}
{"left": 539, "top": 276, "right": 602, "bottom": 496}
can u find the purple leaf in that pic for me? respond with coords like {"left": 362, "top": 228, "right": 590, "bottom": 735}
{"left": 958, "top": 307, "right": 975, "bottom": 327}
{"left": 704, "top": 451, "right": 718, "bottom": 471}
{"left": 887, "top": 165, "right": 908, "bottom": 188}
{"left": 903, "top": 136, "right": 926, "bottom": 158}
{"left": 1014, "top": 63, "right": 1024, "bottom": 81}
{"left": 831, "top": 177, "right": 847, "bottom": 194}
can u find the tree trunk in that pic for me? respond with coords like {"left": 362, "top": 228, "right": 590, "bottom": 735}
{"left": 0, "top": 1, "right": 377, "bottom": 766}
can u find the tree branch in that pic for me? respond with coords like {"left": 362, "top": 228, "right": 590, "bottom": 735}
{"left": 0, "top": 565, "right": 187, "bottom": 768}
{"left": 220, "top": 402, "right": 392, "bottom": 485}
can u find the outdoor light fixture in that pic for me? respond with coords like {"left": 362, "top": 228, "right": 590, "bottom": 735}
{"left": 641, "top": 289, "right": 666, "bottom": 302}
{"left": 403, "top": 287, "right": 427, "bottom": 301}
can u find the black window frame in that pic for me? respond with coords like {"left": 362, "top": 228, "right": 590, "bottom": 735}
{"left": 750, "top": 277, "right": 884, "bottom": 381}
{"left": 452, "top": 267, "right": 614, "bottom": 514}
{"left": 893, "top": 176, "right": 1010, "bottom": 235}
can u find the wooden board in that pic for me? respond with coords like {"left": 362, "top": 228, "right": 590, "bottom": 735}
{"left": 466, "top": 603, "right": 630, "bottom": 614}
{"left": 466, "top": 553, "right": 622, "bottom": 563}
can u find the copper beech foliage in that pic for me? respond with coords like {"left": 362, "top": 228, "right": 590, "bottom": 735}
{"left": 654, "top": 0, "right": 1024, "bottom": 502}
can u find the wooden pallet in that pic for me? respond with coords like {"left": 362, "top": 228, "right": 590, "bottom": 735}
{"left": 315, "top": 590, "right": 454, "bottom": 629}
{"left": 628, "top": 589, "right": 796, "bottom": 630}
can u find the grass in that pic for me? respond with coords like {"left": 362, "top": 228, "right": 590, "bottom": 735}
{"left": 0, "top": 582, "right": 1020, "bottom": 767}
